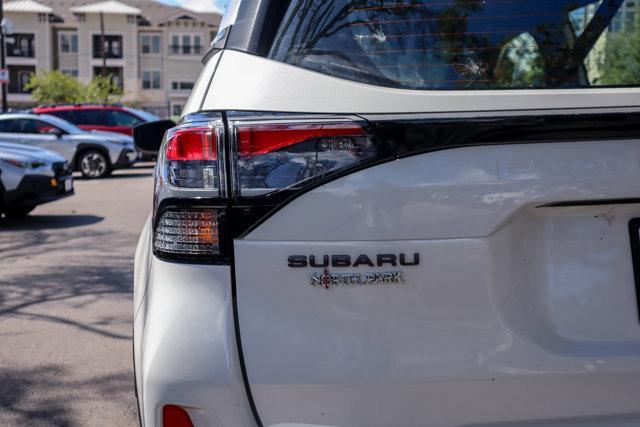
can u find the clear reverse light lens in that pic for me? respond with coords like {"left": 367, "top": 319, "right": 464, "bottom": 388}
{"left": 153, "top": 209, "right": 220, "bottom": 256}
{"left": 233, "top": 122, "right": 377, "bottom": 196}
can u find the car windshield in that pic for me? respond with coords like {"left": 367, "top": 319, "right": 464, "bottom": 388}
{"left": 40, "top": 114, "right": 85, "bottom": 134}
{"left": 269, "top": 0, "right": 640, "bottom": 90}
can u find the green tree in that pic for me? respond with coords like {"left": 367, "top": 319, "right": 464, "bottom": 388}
{"left": 599, "top": 28, "right": 640, "bottom": 85}
{"left": 25, "top": 70, "right": 85, "bottom": 104}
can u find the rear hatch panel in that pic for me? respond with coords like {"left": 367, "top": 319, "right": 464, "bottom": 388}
{"left": 234, "top": 128, "right": 640, "bottom": 426}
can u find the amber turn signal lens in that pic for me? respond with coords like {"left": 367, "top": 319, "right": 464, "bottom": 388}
{"left": 154, "top": 209, "right": 220, "bottom": 256}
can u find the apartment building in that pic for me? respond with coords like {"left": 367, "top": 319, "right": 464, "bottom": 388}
{"left": 3, "top": 0, "right": 221, "bottom": 116}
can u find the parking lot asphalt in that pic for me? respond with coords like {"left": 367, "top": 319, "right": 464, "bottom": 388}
{"left": 0, "top": 164, "right": 155, "bottom": 426}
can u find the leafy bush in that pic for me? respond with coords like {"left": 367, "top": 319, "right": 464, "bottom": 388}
{"left": 24, "top": 71, "right": 85, "bottom": 104}
{"left": 25, "top": 71, "right": 123, "bottom": 105}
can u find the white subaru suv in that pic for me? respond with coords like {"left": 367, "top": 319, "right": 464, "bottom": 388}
{"left": 134, "top": 0, "right": 640, "bottom": 426}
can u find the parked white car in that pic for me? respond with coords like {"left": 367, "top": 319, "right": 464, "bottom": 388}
{"left": 0, "top": 113, "right": 137, "bottom": 178}
{"left": 0, "top": 141, "right": 73, "bottom": 218}
{"left": 134, "top": 1, "right": 640, "bottom": 426}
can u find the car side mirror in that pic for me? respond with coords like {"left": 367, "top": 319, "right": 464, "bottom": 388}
{"left": 133, "top": 120, "right": 175, "bottom": 154}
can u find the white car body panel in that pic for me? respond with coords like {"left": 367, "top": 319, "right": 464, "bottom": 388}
{"left": 196, "top": 50, "right": 640, "bottom": 115}
{"left": 134, "top": 218, "right": 256, "bottom": 427}
{"left": 182, "top": 51, "right": 223, "bottom": 117}
{"left": 136, "top": 26, "right": 640, "bottom": 427}
{"left": 234, "top": 141, "right": 640, "bottom": 426}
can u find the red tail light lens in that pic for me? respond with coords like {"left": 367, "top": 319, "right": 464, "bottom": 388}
{"left": 237, "top": 123, "right": 364, "bottom": 156}
{"left": 166, "top": 126, "right": 217, "bottom": 161}
{"left": 232, "top": 120, "right": 377, "bottom": 196}
{"left": 163, "top": 404, "right": 193, "bottom": 427}
{"left": 162, "top": 121, "right": 225, "bottom": 192}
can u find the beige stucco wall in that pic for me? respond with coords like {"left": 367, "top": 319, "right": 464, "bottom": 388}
{"left": 137, "top": 30, "right": 163, "bottom": 103}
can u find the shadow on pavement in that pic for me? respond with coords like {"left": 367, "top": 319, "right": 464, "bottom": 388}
{"left": 0, "top": 264, "right": 133, "bottom": 340}
{"left": 0, "top": 215, "right": 104, "bottom": 231}
{"left": 0, "top": 366, "right": 73, "bottom": 426}
{"left": 0, "top": 365, "right": 137, "bottom": 426}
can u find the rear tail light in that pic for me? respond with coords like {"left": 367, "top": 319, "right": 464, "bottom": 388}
{"left": 153, "top": 113, "right": 379, "bottom": 263}
{"left": 231, "top": 120, "right": 377, "bottom": 196}
{"left": 161, "top": 121, "right": 225, "bottom": 191}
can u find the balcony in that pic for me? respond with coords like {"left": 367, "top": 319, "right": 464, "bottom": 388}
{"left": 92, "top": 35, "right": 123, "bottom": 59}
{"left": 6, "top": 34, "right": 35, "bottom": 58}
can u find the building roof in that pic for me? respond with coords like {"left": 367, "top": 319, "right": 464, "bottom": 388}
{"left": 70, "top": 0, "right": 141, "bottom": 14}
{"left": 4, "top": 0, "right": 53, "bottom": 13}
{"left": 36, "top": 0, "right": 221, "bottom": 27}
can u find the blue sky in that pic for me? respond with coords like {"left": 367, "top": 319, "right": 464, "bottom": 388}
{"left": 158, "top": 0, "right": 228, "bottom": 14}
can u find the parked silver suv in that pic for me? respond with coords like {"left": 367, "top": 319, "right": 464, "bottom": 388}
{"left": 0, "top": 113, "right": 137, "bottom": 178}
{"left": 0, "top": 141, "right": 73, "bottom": 218}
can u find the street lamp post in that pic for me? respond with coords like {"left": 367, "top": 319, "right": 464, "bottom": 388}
{"left": 0, "top": 0, "right": 8, "bottom": 113}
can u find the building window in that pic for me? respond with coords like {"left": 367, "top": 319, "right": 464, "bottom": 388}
{"left": 92, "top": 34, "right": 123, "bottom": 59}
{"left": 170, "top": 34, "right": 203, "bottom": 55}
{"left": 6, "top": 34, "right": 35, "bottom": 58}
{"left": 61, "top": 69, "right": 79, "bottom": 77}
{"left": 59, "top": 32, "right": 78, "bottom": 54}
{"left": 171, "top": 103, "right": 183, "bottom": 117}
{"left": 182, "top": 34, "right": 190, "bottom": 54}
{"left": 127, "top": 14, "right": 136, "bottom": 24}
{"left": 75, "top": 13, "right": 86, "bottom": 22}
{"left": 8, "top": 65, "right": 35, "bottom": 94}
{"left": 171, "top": 81, "right": 194, "bottom": 91}
{"left": 142, "top": 70, "right": 161, "bottom": 89}
{"left": 92, "top": 66, "right": 123, "bottom": 89}
{"left": 141, "top": 34, "right": 161, "bottom": 54}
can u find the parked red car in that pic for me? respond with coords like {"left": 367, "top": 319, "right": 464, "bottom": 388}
{"left": 32, "top": 105, "right": 161, "bottom": 136}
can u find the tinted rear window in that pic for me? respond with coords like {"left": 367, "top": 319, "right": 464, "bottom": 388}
{"left": 74, "top": 109, "right": 107, "bottom": 125}
{"left": 104, "top": 110, "right": 142, "bottom": 127}
{"left": 268, "top": 0, "right": 640, "bottom": 90}
{"left": 48, "top": 110, "right": 77, "bottom": 123}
